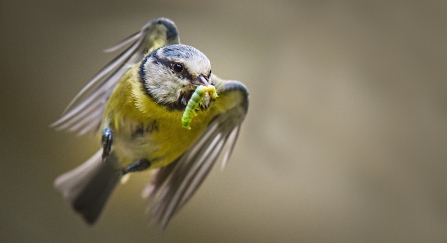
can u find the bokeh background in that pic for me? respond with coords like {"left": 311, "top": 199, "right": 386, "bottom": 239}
{"left": 2, "top": 0, "right": 447, "bottom": 242}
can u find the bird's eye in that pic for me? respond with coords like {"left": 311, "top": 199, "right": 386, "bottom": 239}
{"left": 208, "top": 70, "right": 212, "bottom": 79}
{"left": 172, "top": 63, "right": 184, "bottom": 73}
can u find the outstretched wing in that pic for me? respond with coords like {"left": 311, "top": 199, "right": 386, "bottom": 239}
{"left": 142, "top": 78, "right": 249, "bottom": 229}
{"left": 51, "top": 18, "right": 180, "bottom": 135}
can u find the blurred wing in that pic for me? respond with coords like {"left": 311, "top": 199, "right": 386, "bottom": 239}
{"left": 142, "top": 79, "right": 249, "bottom": 229}
{"left": 51, "top": 18, "right": 180, "bottom": 135}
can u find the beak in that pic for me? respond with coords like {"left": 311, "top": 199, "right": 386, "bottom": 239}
{"left": 192, "top": 75, "right": 209, "bottom": 87}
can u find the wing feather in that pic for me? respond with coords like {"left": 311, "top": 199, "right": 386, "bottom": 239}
{"left": 143, "top": 80, "right": 249, "bottom": 229}
{"left": 52, "top": 18, "right": 180, "bottom": 134}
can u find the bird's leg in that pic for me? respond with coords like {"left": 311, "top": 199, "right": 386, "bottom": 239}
{"left": 122, "top": 159, "right": 151, "bottom": 175}
{"left": 101, "top": 127, "right": 114, "bottom": 161}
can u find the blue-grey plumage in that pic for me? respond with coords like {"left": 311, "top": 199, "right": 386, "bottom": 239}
{"left": 53, "top": 18, "right": 248, "bottom": 229}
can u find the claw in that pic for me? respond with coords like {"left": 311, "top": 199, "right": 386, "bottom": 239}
{"left": 102, "top": 127, "right": 114, "bottom": 160}
{"left": 122, "top": 159, "right": 151, "bottom": 175}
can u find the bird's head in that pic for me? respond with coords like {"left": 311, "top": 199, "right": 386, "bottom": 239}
{"left": 139, "top": 44, "right": 213, "bottom": 110}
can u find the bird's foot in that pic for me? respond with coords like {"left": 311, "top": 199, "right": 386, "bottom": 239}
{"left": 122, "top": 159, "right": 151, "bottom": 175}
{"left": 101, "top": 127, "right": 114, "bottom": 161}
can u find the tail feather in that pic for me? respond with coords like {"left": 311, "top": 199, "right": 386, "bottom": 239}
{"left": 54, "top": 150, "right": 121, "bottom": 224}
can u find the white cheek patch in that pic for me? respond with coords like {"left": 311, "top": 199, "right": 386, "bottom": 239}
{"left": 178, "top": 77, "right": 191, "bottom": 86}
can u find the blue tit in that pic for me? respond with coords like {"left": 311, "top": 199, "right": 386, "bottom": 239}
{"left": 52, "top": 18, "right": 249, "bottom": 228}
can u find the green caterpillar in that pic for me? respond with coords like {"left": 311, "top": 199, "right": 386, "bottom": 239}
{"left": 181, "top": 85, "right": 218, "bottom": 130}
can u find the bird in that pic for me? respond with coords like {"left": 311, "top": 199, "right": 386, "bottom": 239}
{"left": 52, "top": 18, "right": 248, "bottom": 229}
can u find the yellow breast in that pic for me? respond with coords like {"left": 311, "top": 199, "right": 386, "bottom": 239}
{"left": 100, "top": 65, "right": 230, "bottom": 169}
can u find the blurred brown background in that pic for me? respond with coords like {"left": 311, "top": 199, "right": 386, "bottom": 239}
{"left": 1, "top": 0, "right": 447, "bottom": 242}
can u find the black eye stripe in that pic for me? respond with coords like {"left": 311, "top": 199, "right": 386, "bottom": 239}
{"left": 180, "top": 67, "right": 193, "bottom": 81}
{"left": 151, "top": 50, "right": 170, "bottom": 67}
{"left": 141, "top": 48, "right": 203, "bottom": 85}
